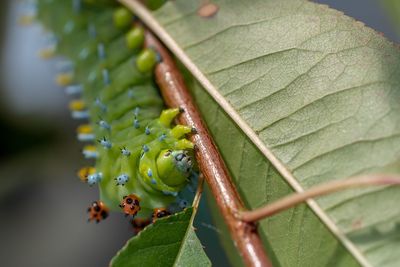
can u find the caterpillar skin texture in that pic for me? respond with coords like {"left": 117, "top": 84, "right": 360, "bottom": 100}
{"left": 34, "top": 0, "right": 196, "bottom": 221}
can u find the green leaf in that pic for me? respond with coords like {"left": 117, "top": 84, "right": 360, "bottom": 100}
{"left": 126, "top": 0, "right": 400, "bottom": 266}
{"left": 110, "top": 207, "right": 211, "bottom": 267}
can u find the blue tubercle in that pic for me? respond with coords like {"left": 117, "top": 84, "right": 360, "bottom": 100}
{"left": 99, "top": 120, "right": 111, "bottom": 130}
{"left": 88, "top": 23, "right": 96, "bottom": 38}
{"left": 63, "top": 20, "right": 75, "bottom": 34}
{"left": 99, "top": 137, "right": 112, "bottom": 149}
{"left": 159, "top": 133, "right": 166, "bottom": 141}
{"left": 72, "top": 0, "right": 82, "bottom": 13}
{"left": 145, "top": 126, "right": 150, "bottom": 135}
{"left": 134, "top": 118, "right": 140, "bottom": 129}
{"left": 87, "top": 172, "right": 102, "bottom": 186}
{"left": 45, "top": 33, "right": 58, "bottom": 46}
{"left": 115, "top": 174, "right": 129, "bottom": 186}
{"left": 82, "top": 149, "right": 98, "bottom": 159}
{"left": 71, "top": 110, "right": 89, "bottom": 119}
{"left": 178, "top": 199, "right": 189, "bottom": 209}
{"left": 65, "top": 84, "right": 82, "bottom": 95}
{"left": 102, "top": 69, "right": 110, "bottom": 85}
{"left": 95, "top": 98, "right": 107, "bottom": 112}
{"left": 121, "top": 147, "right": 131, "bottom": 156}
{"left": 56, "top": 60, "right": 74, "bottom": 72}
{"left": 143, "top": 145, "right": 149, "bottom": 152}
{"left": 134, "top": 107, "right": 140, "bottom": 116}
{"left": 97, "top": 43, "right": 106, "bottom": 59}
{"left": 128, "top": 89, "right": 134, "bottom": 98}
{"left": 79, "top": 47, "right": 90, "bottom": 60}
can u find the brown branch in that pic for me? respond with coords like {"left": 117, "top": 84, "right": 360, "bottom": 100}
{"left": 238, "top": 174, "right": 400, "bottom": 222}
{"left": 145, "top": 31, "right": 272, "bottom": 267}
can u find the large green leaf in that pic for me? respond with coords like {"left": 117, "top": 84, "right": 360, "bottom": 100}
{"left": 110, "top": 207, "right": 211, "bottom": 267}
{"left": 123, "top": 0, "right": 400, "bottom": 266}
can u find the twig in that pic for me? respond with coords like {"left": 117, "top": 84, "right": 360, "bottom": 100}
{"left": 143, "top": 29, "right": 272, "bottom": 267}
{"left": 192, "top": 174, "right": 204, "bottom": 211}
{"left": 238, "top": 174, "right": 400, "bottom": 222}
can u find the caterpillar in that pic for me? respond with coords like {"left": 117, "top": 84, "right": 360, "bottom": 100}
{"left": 28, "top": 0, "right": 197, "bottom": 227}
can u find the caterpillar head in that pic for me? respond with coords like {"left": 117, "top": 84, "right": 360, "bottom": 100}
{"left": 156, "top": 149, "right": 193, "bottom": 187}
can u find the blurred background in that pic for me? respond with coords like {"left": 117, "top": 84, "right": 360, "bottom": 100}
{"left": 0, "top": 0, "right": 399, "bottom": 266}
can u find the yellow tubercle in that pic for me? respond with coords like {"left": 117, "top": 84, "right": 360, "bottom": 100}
{"left": 159, "top": 108, "right": 180, "bottom": 127}
{"left": 69, "top": 100, "right": 86, "bottom": 111}
{"left": 38, "top": 48, "right": 55, "bottom": 59}
{"left": 56, "top": 73, "right": 74, "bottom": 86}
{"left": 18, "top": 15, "right": 35, "bottom": 26}
{"left": 171, "top": 125, "right": 192, "bottom": 139}
{"left": 77, "top": 124, "right": 93, "bottom": 134}
{"left": 83, "top": 145, "right": 97, "bottom": 152}
{"left": 77, "top": 167, "right": 96, "bottom": 182}
{"left": 175, "top": 139, "right": 194, "bottom": 150}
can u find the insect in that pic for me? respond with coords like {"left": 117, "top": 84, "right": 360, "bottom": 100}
{"left": 30, "top": 0, "right": 196, "bottom": 231}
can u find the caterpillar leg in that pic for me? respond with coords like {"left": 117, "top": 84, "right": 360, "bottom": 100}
{"left": 119, "top": 194, "right": 141, "bottom": 217}
{"left": 152, "top": 208, "right": 171, "bottom": 223}
{"left": 131, "top": 218, "right": 151, "bottom": 235}
{"left": 87, "top": 201, "right": 109, "bottom": 223}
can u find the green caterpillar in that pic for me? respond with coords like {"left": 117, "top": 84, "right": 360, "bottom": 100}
{"left": 30, "top": 0, "right": 196, "bottom": 226}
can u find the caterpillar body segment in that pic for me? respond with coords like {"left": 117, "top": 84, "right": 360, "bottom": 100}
{"left": 32, "top": 0, "right": 196, "bottom": 225}
{"left": 97, "top": 109, "right": 194, "bottom": 217}
{"left": 37, "top": 1, "right": 125, "bottom": 58}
